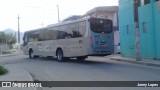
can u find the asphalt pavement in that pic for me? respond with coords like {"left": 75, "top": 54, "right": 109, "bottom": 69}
{"left": 0, "top": 54, "right": 160, "bottom": 90}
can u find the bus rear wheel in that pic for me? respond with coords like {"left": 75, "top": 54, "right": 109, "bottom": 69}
{"left": 76, "top": 56, "right": 87, "bottom": 61}
{"left": 56, "top": 49, "right": 66, "bottom": 62}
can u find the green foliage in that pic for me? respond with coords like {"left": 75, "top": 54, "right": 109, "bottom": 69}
{"left": 0, "top": 66, "right": 8, "bottom": 75}
{"left": 0, "top": 32, "right": 5, "bottom": 37}
{"left": 0, "top": 32, "right": 17, "bottom": 49}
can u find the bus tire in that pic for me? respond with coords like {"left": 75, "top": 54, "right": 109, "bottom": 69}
{"left": 76, "top": 56, "right": 86, "bottom": 61}
{"left": 56, "top": 49, "right": 66, "bottom": 62}
{"left": 34, "top": 55, "right": 39, "bottom": 59}
{"left": 29, "top": 49, "right": 34, "bottom": 59}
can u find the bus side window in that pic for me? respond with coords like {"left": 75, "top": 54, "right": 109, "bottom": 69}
{"left": 70, "top": 23, "right": 83, "bottom": 38}
{"left": 28, "top": 31, "right": 39, "bottom": 42}
{"left": 79, "top": 21, "right": 86, "bottom": 37}
{"left": 38, "top": 30, "right": 44, "bottom": 41}
{"left": 57, "top": 31, "right": 68, "bottom": 39}
{"left": 44, "top": 30, "right": 52, "bottom": 40}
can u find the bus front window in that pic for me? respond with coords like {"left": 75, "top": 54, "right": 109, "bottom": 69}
{"left": 23, "top": 33, "right": 28, "bottom": 46}
{"left": 90, "top": 18, "right": 112, "bottom": 33}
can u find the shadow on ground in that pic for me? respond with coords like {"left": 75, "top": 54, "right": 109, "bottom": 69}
{"left": 26, "top": 56, "right": 112, "bottom": 65}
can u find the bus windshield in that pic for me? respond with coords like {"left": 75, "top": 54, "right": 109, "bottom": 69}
{"left": 90, "top": 18, "right": 112, "bottom": 33}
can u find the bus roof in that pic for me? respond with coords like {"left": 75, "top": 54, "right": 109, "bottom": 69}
{"left": 25, "top": 17, "right": 112, "bottom": 33}
{"left": 25, "top": 17, "right": 89, "bottom": 33}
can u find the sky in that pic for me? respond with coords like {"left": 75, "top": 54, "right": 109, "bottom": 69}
{"left": 0, "top": 0, "right": 118, "bottom": 32}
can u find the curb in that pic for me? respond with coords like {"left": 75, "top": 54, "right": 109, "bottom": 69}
{"left": 110, "top": 57, "right": 160, "bottom": 67}
{"left": 0, "top": 53, "right": 22, "bottom": 57}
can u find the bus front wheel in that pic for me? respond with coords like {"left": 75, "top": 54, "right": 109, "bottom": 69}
{"left": 29, "top": 49, "right": 34, "bottom": 59}
{"left": 29, "top": 49, "right": 38, "bottom": 59}
{"left": 56, "top": 49, "right": 66, "bottom": 62}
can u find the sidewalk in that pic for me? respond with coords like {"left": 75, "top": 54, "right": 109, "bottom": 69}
{"left": 0, "top": 52, "right": 22, "bottom": 57}
{"left": 0, "top": 52, "right": 36, "bottom": 90}
{"left": 0, "top": 65, "right": 33, "bottom": 81}
{"left": 0, "top": 65, "right": 36, "bottom": 90}
{"left": 106, "top": 54, "right": 160, "bottom": 67}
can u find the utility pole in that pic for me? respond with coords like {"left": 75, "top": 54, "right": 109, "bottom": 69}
{"left": 17, "top": 14, "right": 20, "bottom": 52}
{"left": 57, "top": 5, "right": 60, "bottom": 22}
{"left": 18, "top": 14, "right": 20, "bottom": 44}
{"left": 134, "top": 0, "right": 141, "bottom": 61}
{"left": 40, "top": 22, "right": 44, "bottom": 27}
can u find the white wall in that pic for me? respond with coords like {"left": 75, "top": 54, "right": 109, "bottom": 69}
{"left": 0, "top": 44, "right": 9, "bottom": 54}
{"left": 113, "top": 12, "right": 118, "bottom": 27}
{"left": 114, "top": 30, "right": 120, "bottom": 53}
{"left": 114, "top": 31, "right": 120, "bottom": 45}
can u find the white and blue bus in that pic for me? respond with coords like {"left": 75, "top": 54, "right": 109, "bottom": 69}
{"left": 23, "top": 17, "right": 114, "bottom": 62}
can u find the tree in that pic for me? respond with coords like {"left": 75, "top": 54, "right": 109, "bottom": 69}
{"left": 0, "top": 31, "right": 17, "bottom": 49}
{"left": 6, "top": 33, "right": 17, "bottom": 49}
{"left": 0, "top": 32, "right": 7, "bottom": 43}
{"left": 0, "top": 32, "right": 5, "bottom": 37}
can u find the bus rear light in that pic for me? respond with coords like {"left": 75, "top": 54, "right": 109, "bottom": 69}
{"left": 101, "top": 44, "right": 106, "bottom": 47}
{"left": 90, "top": 36, "right": 93, "bottom": 45}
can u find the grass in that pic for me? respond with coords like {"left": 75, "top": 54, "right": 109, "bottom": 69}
{"left": 0, "top": 66, "right": 8, "bottom": 75}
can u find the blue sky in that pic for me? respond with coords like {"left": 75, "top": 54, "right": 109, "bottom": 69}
{"left": 0, "top": 0, "right": 118, "bottom": 32}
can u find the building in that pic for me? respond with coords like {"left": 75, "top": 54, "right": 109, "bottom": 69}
{"left": 82, "top": 6, "right": 120, "bottom": 53}
{"left": 119, "top": 0, "right": 160, "bottom": 60}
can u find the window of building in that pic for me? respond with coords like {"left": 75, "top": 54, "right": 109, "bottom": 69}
{"left": 142, "top": 22, "right": 147, "bottom": 33}
{"left": 145, "top": 0, "right": 150, "bottom": 4}
{"left": 141, "top": 0, "right": 150, "bottom": 6}
{"left": 126, "top": 25, "right": 129, "bottom": 34}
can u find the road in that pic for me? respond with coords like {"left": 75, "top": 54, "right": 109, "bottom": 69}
{"left": 0, "top": 54, "right": 160, "bottom": 90}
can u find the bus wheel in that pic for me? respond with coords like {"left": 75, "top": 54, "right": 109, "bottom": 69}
{"left": 76, "top": 56, "right": 86, "bottom": 61}
{"left": 29, "top": 49, "right": 34, "bottom": 59}
{"left": 56, "top": 49, "right": 66, "bottom": 62}
{"left": 34, "top": 55, "right": 39, "bottom": 59}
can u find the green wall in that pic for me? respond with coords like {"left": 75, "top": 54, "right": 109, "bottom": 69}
{"left": 138, "top": 2, "right": 155, "bottom": 59}
{"left": 153, "top": 1, "right": 160, "bottom": 59}
{"left": 119, "top": 0, "right": 160, "bottom": 60}
{"left": 119, "top": 0, "right": 136, "bottom": 58}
